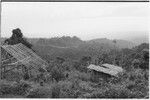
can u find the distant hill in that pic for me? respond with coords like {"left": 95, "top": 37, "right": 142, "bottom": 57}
{"left": 87, "top": 38, "right": 136, "bottom": 49}
{"left": 131, "top": 36, "right": 149, "bottom": 45}
{"left": 1, "top": 36, "right": 148, "bottom": 61}
{"left": 1, "top": 36, "right": 145, "bottom": 49}
{"left": 121, "top": 31, "right": 149, "bottom": 45}
{"left": 31, "top": 37, "right": 137, "bottom": 61}
{"left": 27, "top": 38, "right": 39, "bottom": 44}
{"left": 34, "top": 36, "right": 84, "bottom": 48}
{"left": 30, "top": 37, "right": 137, "bottom": 49}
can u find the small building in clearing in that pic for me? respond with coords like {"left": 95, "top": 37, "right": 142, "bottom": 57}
{"left": 87, "top": 63, "right": 124, "bottom": 79}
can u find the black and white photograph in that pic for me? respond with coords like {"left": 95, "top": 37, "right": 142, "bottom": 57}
{"left": 0, "top": 1, "right": 149, "bottom": 98}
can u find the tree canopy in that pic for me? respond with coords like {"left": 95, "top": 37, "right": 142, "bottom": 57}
{"left": 4, "top": 28, "right": 32, "bottom": 49}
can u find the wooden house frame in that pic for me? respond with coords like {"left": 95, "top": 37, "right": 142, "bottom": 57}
{"left": 1, "top": 43, "right": 48, "bottom": 79}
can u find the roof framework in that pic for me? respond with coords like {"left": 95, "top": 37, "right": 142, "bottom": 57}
{"left": 1, "top": 43, "right": 48, "bottom": 77}
{"left": 88, "top": 64, "right": 123, "bottom": 77}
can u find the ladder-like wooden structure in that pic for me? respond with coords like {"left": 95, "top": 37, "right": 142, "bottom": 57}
{"left": 1, "top": 43, "right": 48, "bottom": 79}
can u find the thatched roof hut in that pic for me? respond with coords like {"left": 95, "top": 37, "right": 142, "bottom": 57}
{"left": 87, "top": 63, "right": 123, "bottom": 77}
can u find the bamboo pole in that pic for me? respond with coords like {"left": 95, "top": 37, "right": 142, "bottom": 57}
{"left": 0, "top": 3, "right": 2, "bottom": 79}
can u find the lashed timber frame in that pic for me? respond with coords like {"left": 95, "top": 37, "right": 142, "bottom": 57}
{"left": 1, "top": 43, "right": 48, "bottom": 79}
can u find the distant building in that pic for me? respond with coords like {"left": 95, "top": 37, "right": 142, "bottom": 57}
{"left": 87, "top": 63, "right": 123, "bottom": 79}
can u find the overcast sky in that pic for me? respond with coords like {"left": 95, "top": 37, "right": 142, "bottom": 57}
{"left": 1, "top": 2, "right": 149, "bottom": 41}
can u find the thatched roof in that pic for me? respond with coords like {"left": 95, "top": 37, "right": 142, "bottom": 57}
{"left": 1, "top": 43, "right": 48, "bottom": 71}
{"left": 87, "top": 64, "right": 123, "bottom": 77}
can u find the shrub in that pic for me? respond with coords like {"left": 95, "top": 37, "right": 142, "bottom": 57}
{"left": 82, "top": 84, "right": 132, "bottom": 98}
{"left": 62, "top": 61, "right": 73, "bottom": 71}
{"left": 109, "top": 72, "right": 128, "bottom": 84}
{"left": 0, "top": 80, "right": 31, "bottom": 96}
{"left": 58, "top": 81, "right": 77, "bottom": 98}
{"left": 50, "top": 80, "right": 82, "bottom": 98}
{"left": 105, "top": 85, "right": 131, "bottom": 98}
{"left": 46, "top": 63, "right": 54, "bottom": 72}
{"left": 81, "top": 79, "right": 148, "bottom": 99}
{"left": 27, "top": 81, "right": 79, "bottom": 98}
{"left": 50, "top": 65, "right": 65, "bottom": 82}
{"left": 144, "top": 70, "right": 149, "bottom": 80}
{"left": 4, "top": 71, "right": 23, "bottom": 81}
{"left": 68, "top": 71, "right": 91, "bottom": 82}
{"left": 128, "top": 69, "right": 144, "bottom": 81}
{"left": 73, "top": 61, "right": 81, "bottom": 70}
{"left": 13, "top": 81, "right": 31, "bottom": 95}
{"left": 26, "top": 86, "right": 52, "bottom": 98}
{"left": 77, "top": 72, "right": 91, "bottom": 81}
{"left": 51, "top": 83, "right": 61, "bottom": 98}
{"left": 59, "top": 80, "right": 87, "bottom": 98}
{"left": 0, "top": 84, "right": 14, "bottom": 95}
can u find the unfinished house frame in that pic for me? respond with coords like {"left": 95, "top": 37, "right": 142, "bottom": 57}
{"left": 1, "top": 43, "right": 48, "bottom": 79}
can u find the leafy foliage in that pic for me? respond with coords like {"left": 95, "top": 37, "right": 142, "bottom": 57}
{"left": 3, "top": 28, "right": 32, "bottom": 49}
{"left": 50, "top": 65, "right": 65, "bottom": 82}
{"left": 0, "top": 80, "right": 31, "bottom": 96}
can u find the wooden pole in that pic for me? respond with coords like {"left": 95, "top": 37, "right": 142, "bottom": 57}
{"left": 0, "top": 2, "right": 2, "bottom": 79}
{"left": 1, "top": 68, "right": 3, "bottom": 79}
{"left": 3, "top": 66, "right": 6, "bottom": 79}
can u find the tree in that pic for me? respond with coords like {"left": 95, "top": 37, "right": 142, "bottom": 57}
{"left": 80, "top": 56, "right": 91, "bottom": 66}
{"left": 142, "top": 49, "right": 149, "bottom": 61}
{"left": 138, "top": 49, "right": 149, "bottom": 69}
{"left": 4, "top": 28, "right": 32, "bottom": 49}
{"left": 56, "top": 57, "right": 65, "bottom": 64}
{"left": 132, "top": 59, "right": 141, "bottom": 68}
{"left": 113, "top": 40, "right": 117, "bottom": 44}
{"left": 50, "top": 65, "right": 64, "bottom": 82}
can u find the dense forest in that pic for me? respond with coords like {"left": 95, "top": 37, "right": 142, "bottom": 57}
{"left": 0, "top": 29, "right": 149, "bottom": 98}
